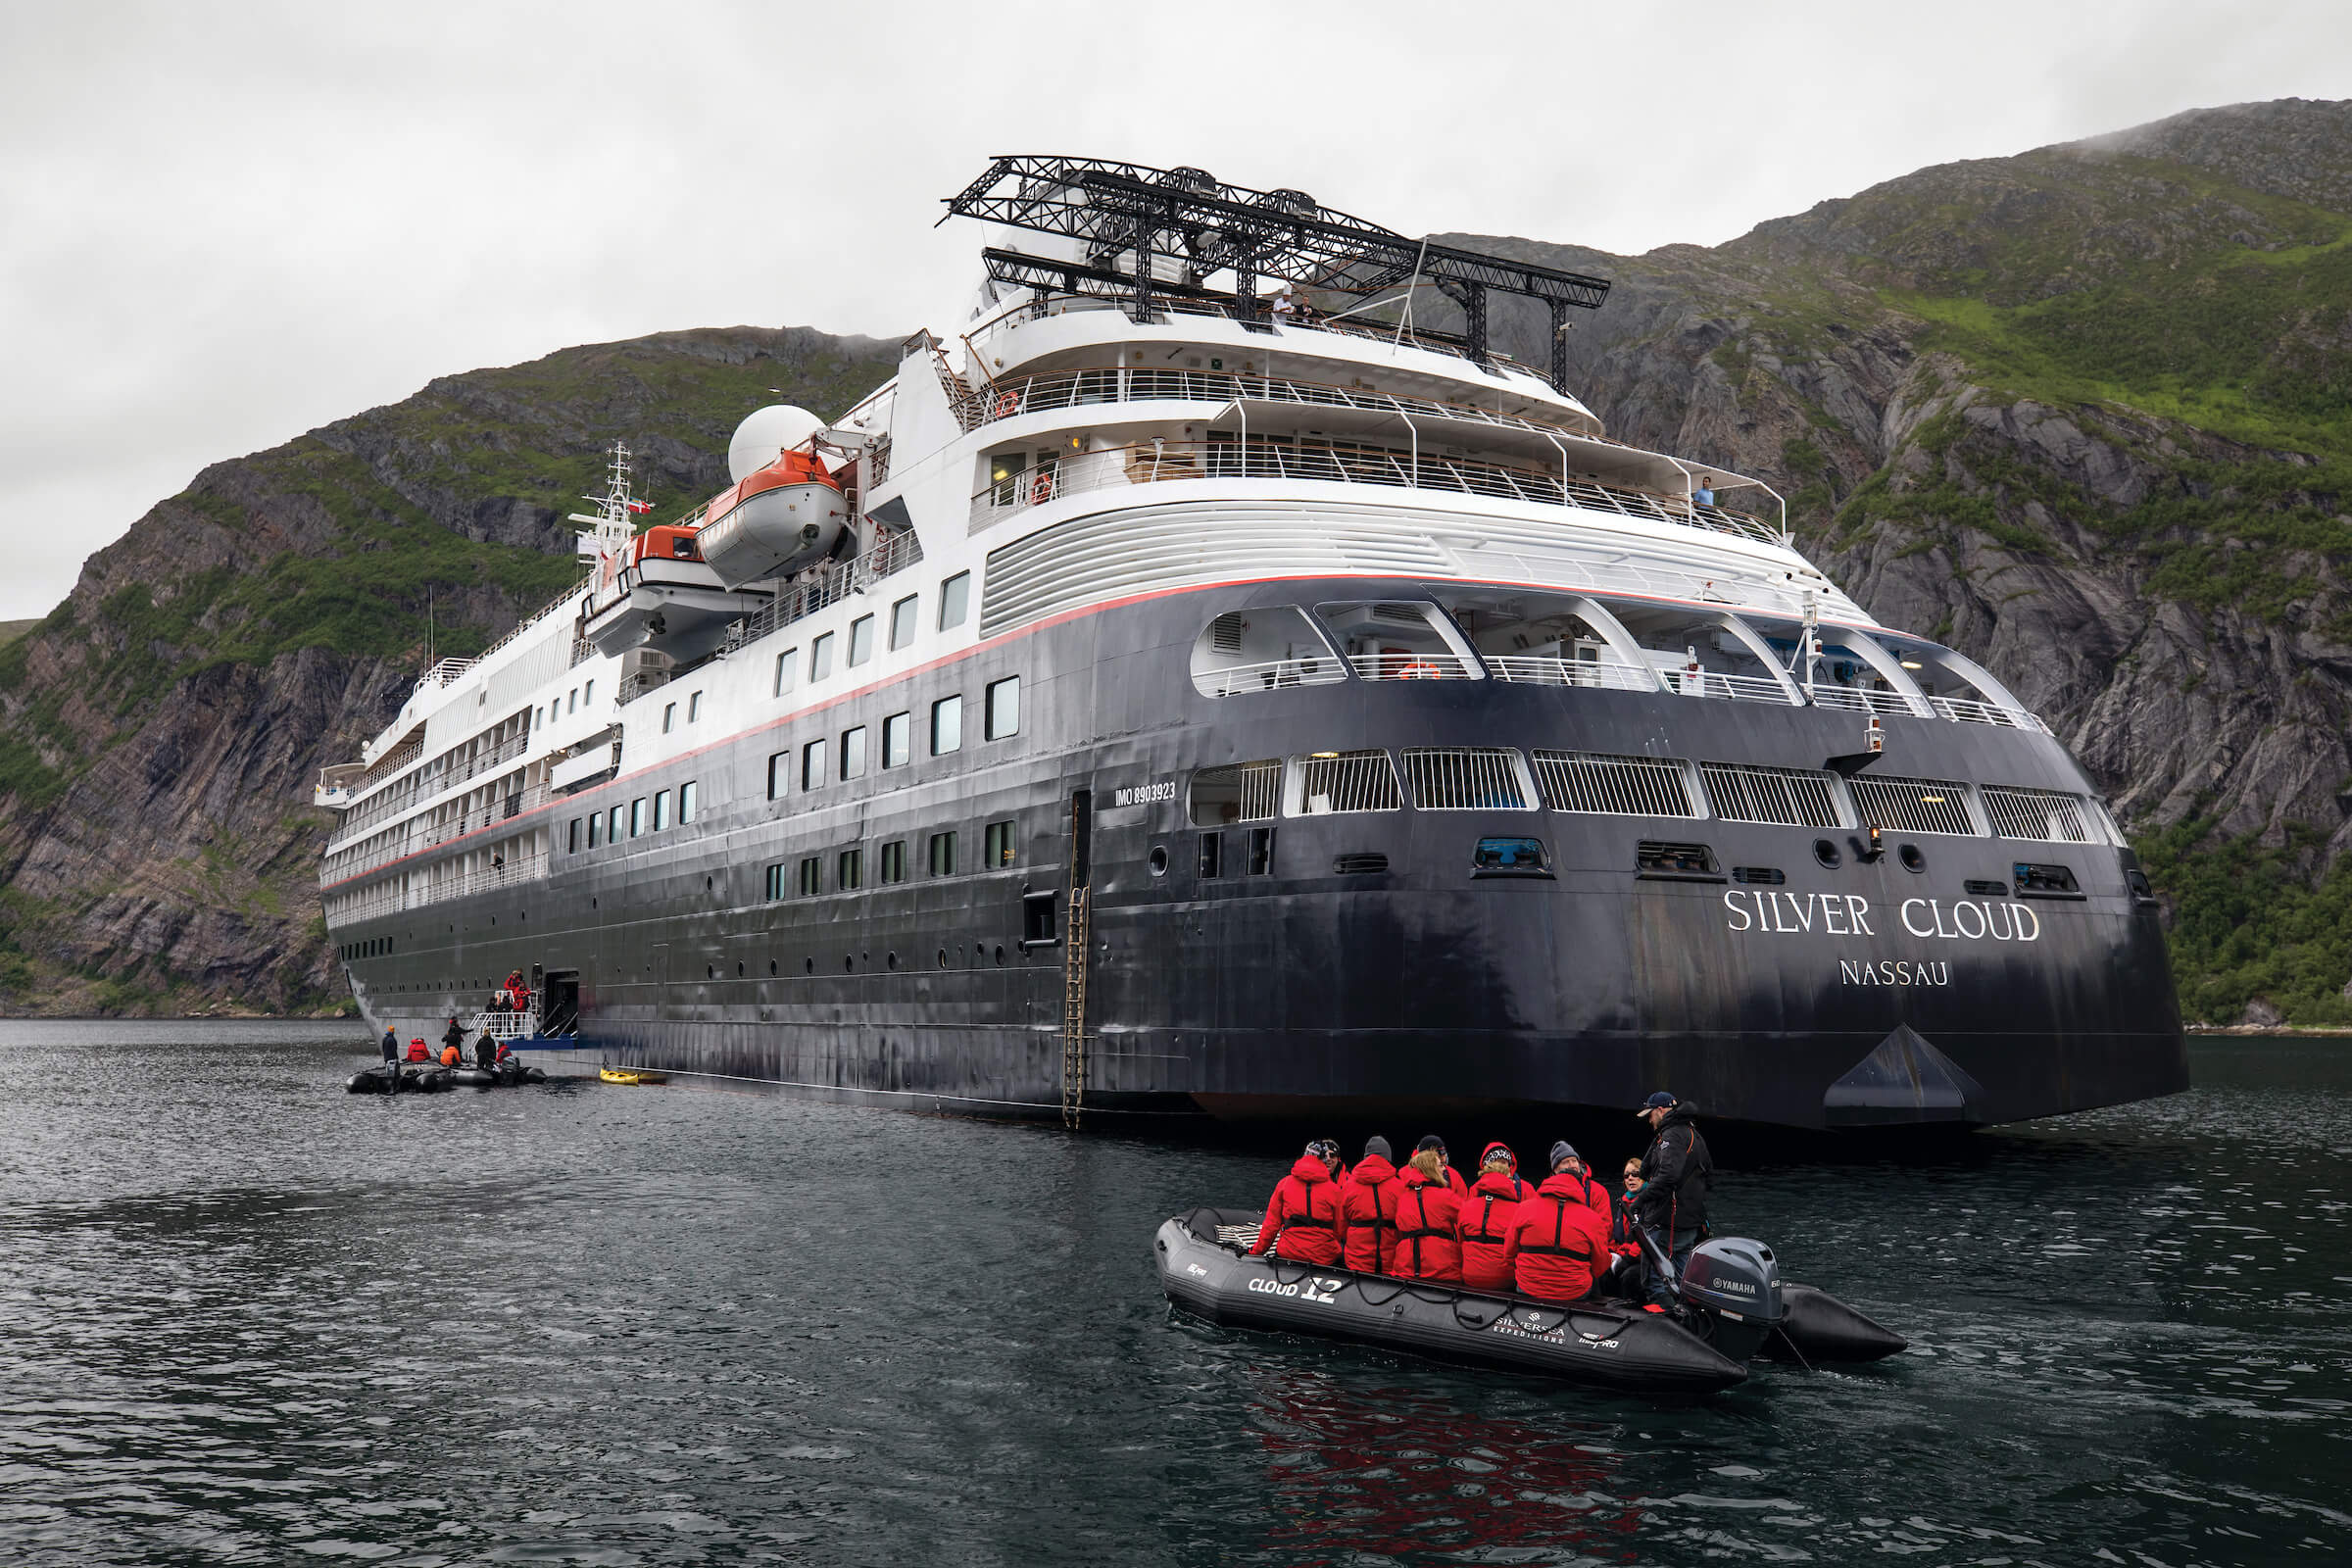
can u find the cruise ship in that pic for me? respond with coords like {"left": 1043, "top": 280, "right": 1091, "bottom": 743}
{"left": 315, "top": 156, "right": 2187, "bottom": 1129}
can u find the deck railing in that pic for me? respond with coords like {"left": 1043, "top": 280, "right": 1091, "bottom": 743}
{"left": 323, "top": 783, "right": 548, "bottom": 886}
{"left": 331, "top": 729, "right": 535, "bottom": 843}
{"left": 1190, "top": 658, "right": 1348, "bottom": 698}
{"left": 968, "top": 440, "right": 1784, "bottom": 547}
{"left": 1347, "top": 651, "right": 1481, "bottom": 682}
{"left": 328, "top": 853, "right": 551, "bottom": 918}
{"left": 719, "top": 527, "right": 925, "bottom": 656}
{"left": 1486, "top": 656, "right": 1657, "bottom": 693}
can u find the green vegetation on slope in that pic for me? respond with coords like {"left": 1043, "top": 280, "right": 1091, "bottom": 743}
{"left": 2137, "top": 818, "right": 2352, "bottom": 1025}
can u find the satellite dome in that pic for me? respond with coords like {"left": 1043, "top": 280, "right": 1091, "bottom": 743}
{"left": 727, "top": 405, "right": 825, "bottom": 483}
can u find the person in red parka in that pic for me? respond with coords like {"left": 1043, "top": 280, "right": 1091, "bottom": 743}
{"left": 1548, "top": 1144, "right": 1613, "bottom": 1226}
{"left": 1340, "top": 1136, "right": 1403, "bottom": 1275}
{"left": 1410, "top": 1133, "right": 1470, "bottom": 1197}
{"left": 1392, "top": 1144, "right": 1464, "bottom": 1283}
{"left": 1250, "top": 1140, "right": 1347, "bottom": 1265}
{"left": 1458, "top": 1145, "right": 1527, "bottom": 1292}
{"left": 1501, "top": 1142, "right": 1614, "bottom": 1302}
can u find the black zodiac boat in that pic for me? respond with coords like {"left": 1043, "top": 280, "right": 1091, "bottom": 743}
{"left": 344, "top": 1059, "right": 547, "bottom": 1094}
{"left": 1155, "top": 1208, "right": 1903, "bottom": 1394}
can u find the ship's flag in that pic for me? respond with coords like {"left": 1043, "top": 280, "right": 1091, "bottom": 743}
{"left": 626, "top": 500, "right": 655, "bottom": 514}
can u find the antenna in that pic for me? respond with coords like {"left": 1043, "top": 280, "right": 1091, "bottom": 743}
{"left": 427, "top": 583, "right": 434, "bottom": 668}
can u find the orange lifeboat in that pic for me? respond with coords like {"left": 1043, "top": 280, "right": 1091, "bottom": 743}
{"left": 693, "top": 449, "right": 851, "bottom": 586}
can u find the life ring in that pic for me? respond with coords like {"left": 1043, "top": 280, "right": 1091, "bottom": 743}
{"left": 993, "top": 389, "right": 1020, "bottom": 418}
{"left": 1397, "top": 660, "right": 1443, "bottom": 680}
{"left": 1029, "top": 468, "right": 1054, "bottom": 504}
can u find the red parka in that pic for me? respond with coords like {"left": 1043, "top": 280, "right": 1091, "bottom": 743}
{"left": 1457, "top": 1170, "right": 1524, "bottom": 1292}
{"left": 1392, "top": 1167, "right": 1464, "bottom": 1283}
{"left": 1250, "top": 1155, "right": 1346, "bottom": 1265}
{"left": 1340, "top": 1154, "right": 1403, "bottom": 1275}
{"left": 1501, "top": 1172, "right": 1613, "bottom": 1302}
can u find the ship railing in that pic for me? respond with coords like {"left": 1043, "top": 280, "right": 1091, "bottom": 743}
{"left": 1806, "top": 685, "right": 1919, "bottom": 718}
{"left": 973, "top": 364, "right": 1603, "bottom": 446}
{"left": 1348, "top": 651, "right": 1481, "bottom": 682}
{"left": 1191, "top": 657, "right": 1349, "bottom": 698}
{"left": 569, "top": 636, "right": 596, "bottom": 668}
{"left": 966, "top": 440, "right": 1785, "bottom": 549}
{"left": 416, "top": 657, "right": 476, "bottom": 690}
{"left": 719, "top": 528, "right": 927, "bottom": 656}
{"left": 1932, "top": 695, "right": 2044, "bottom": 732}
{"left": 469, "top": 1007, "right": 540, "bottom": 1041}
{"left": 1665, "top": 669, "right": 1804, "bottom": 706}
{"left": 323, "top": 783, "right": 549, "bottom": 884}
{"left": 327, "top": 730, "right": 536, "bottom": 844}
{"left": 328, "top": 853, "right": 551, "bottom": 912}
{"left": 1486, "top": 656, "right": 1659, "bottom": 693}
{"left": 1005, "top": 286, "right": 1509, "bottom": 377}
{"left": 353, "top": 736, "right": 425, "bottom": 794}
{"left": 614, "top": 669, "right": 670, "bottom": 709}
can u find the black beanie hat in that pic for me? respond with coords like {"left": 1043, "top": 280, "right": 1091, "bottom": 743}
{"left": 1363, "top": 1135, "right": 1393, "bottom": 1161}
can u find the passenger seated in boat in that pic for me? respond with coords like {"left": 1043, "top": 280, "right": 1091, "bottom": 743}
{"left": 405, "top": 1037, "right": 429, "bottom": 1062}
{"left": 1339, "top": 1136, "right": 1401, "bottom": 1275}
{"left": 1500, "top": 1144, "right": 1613, "bottom": 1302}
{"left": 1393, "top": 1145, "right": 1464, "bottom": 1284}
{"left": 1458, "top": 1146, "right": 1526, "bottom": 1292}
{"left": 1249, "top": 1140, "right": 1346, "bottom": 1264}
{"left": 1412, "top": 1133, "right": 1469, "bottom": 1198}
{"left": 438, "top": 1042, "right": 461, "bottom": 1067}
{"left": 1605, "top": 1158, "right": 1647, "bottom": 1294}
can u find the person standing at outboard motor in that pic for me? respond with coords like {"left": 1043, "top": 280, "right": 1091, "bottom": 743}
{"left": 474, "top": 1029, "right": 497, "bottom": 1070}
{"left": 379, "top": 1028, "right": 398, "bottom": 1071}
{"left": 1249, "top": 1140, "right": 1347, "bottom": 1265}
{"left": 1340, "top": 1136, "right": 1402, "bottom": 1275}
{"left": 440, "top": 1015, "right": 466, "bottom": 1058}
{"left": 1632, "top": 1091, "right": 1713, "bottom": 1302}
{"left": 1457, "top": 1146, "right": 1526, "bottom": 1292}
{"left": 1393, "top": 1145, "right": 1464, "bottom": 1283}
{"left": 1500, "top": 1142, "right": 1613, "bottom": 1302}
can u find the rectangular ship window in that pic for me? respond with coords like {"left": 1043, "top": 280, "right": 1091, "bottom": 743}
{"left": 1402, "top": 748, "right": 1531, "bottom": 810}
{"left": 838, "top": 847, "right": 863, "bottom": 890}
{"left": 840, "top": 725, "right": 867, "bottom": 779}
{"left": 1849, "top": 774, "right": 1981, "bottom": 836}
{"left": 588, "top": 813, "right": 601, "bottom": 849}
{"left": 583, "top": 678, "right": 595, "bottom": 706}
{"left": 630, "top": 799, "right": 646, "bottom": 838}
{"left": 609, "top": 805, "right": 623, "bottom": 843}
{"left": 932, "top": 694, "right": 962, "bottom": 755}
{"left": 1532, "top": 752, "right": 1696, "bottom": 817}
{"left": 1472, "top": 836, "right": 1551, "bottom": 877}
{"left": 938, "top": 571, "right": 970, "bottom": 630}
{"left": 985, "top": 676, "right": 1020, "bottom": 740}
{"left": 928, "top": 830, "right": 957, "bottom": 875}
{"left": 849, "top": 614, "right": 874, "bottom": 667}
{"left": 798, "top": 857, "right": 821, "bottom": 896}
{"left": 1637, "top": 841, "right": 1722, "bottom": 880}
{"left": 984, "top": 819, "right": 1017, "bottom": 867}
{"left": 654, "top": 790, "right": 671, "bottom": 831}
{"left": 1294, "top": 750, "right": 1401, "bottom": 815}
{"left": 803, "top": 739, "right": 827, "bottom": 791}
{"left": 1982, "top": 786, "right": 2092, "bottom": 844}
{"left": 889, "top": 595, "right": 918, "bottom": 651}
{"left": 1191, "top": 760, "right": 1280, "bottom": 825}
{"left": 567, "top": 818, "right": 580, "bottom": 854}
{"left": 679, "top": 781, "right": 697, "bottom": 823}
{"left": 662, "top": 702, "right": 676, "bottom": 734}
{"left": 764, "top": 863, "right": 785, "bottom": 901}
{"left": 1022, "top": 890, "right": 1058, "bottom": 947}
{"left": 688, "top": 691, "right": 703, "bottom": 723}
{"left": 2015, "top": 861, "right": 2083, "bottom": 898}
{"left": 774, "top": 650, "right": 798, "bottom": 697}
{"left": 1699, "top": 762, "right": 1845, "bottom": 828}
{"left": 768, "top": 752, "right": 789, "bottom": 800}
{"left": 810, "top": 633, "right": 834, "bottom": 682}
{"left": 1198, "top": 831, "right": 1222, "bottom": 879}
{"left": 882, "top": 711, "right": 910, "bottom": 768}
{"left": 880, "top": 841, "right": 907, "bottom": 883}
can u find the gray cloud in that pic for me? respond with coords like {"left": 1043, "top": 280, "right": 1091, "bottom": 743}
{"left": 0, "top": 0, "right": 2343, "bottom": 618}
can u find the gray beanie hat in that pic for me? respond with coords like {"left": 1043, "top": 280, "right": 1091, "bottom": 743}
{"left": 1363, "top": 1135, "right": 1393, "bottom": 1161}
{"left": 1549, "top": 1140, "right": 1580, "bottom": 1169}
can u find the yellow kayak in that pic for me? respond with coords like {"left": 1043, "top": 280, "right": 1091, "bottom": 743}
{"left": 599, "top": 1067, "right": 668, "bottom": 1086}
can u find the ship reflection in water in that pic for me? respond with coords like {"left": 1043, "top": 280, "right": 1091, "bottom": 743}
{"left": 0, "top": 1022, "right": 2334, "bottom": 1565}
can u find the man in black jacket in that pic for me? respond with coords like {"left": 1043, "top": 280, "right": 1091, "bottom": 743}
{"left": 1632, "top": 1091, "right": 1713, "bottom": 1302}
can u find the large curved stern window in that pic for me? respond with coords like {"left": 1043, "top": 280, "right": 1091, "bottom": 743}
{"left": 1698, "top": 762, "right": 1847, "bottom": 828}
{"left": 1981, "top": 786, "right": 2092, "bottom": 843}
{"left": 1531, "top": 751, "right": 1697, "bottom": 817}
{"left": 1402, "top": 748, "right": 1533, "bottom": 810}
{"left": 1190, "top": 608, "right": 1344, "bottom": 698}
{"left": 1191, "top": 760, "right": 1282, "bottom": 825}
{"left": 1313, "top": 601, "right": 1481, "bottom": 682}
{"left": 1848, "top": 774, "right": 1981, "bottom": 836}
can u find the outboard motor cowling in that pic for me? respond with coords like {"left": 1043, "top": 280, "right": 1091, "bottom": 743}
{"left": 1678, "top": 1238, "right": 1786, "bottom": 1364}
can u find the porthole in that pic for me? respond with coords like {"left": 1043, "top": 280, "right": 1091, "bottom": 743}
{"left": 1148, "top": 846, "right": 1170, "bottom": 876}
{"left": 844, "top": 955, "right": 855, "bottom": 972}
{"left": 887, "top": 952, "right": 899, "bottom": 971}
{"left": 805, "top": 956, "right": 815, "bottom": 975}
{"left": 736, "top": 961, "right": 745, "bottom": 978}
{"left": 768, "top": 959, "right": 778, "bottom": 977}
{"left": 706, "top": 963, "right": 716, "bottom": 980}
{"left": 1899, "top": 844, "right": 1927, "bottom": 874}
{"left": 1813, "top": 838, "right": 1841, "bottom": 869}
{"left": 994, "top": 944, "right": 1006, "bottom": 966}
{"left": 937, "top": 948, "right": 949, "bottom": 969}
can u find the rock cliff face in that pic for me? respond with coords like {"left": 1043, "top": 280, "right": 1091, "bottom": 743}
{"left": 0, "top": 326, "right": 898, "bottom": 1015}
{"left": 1, "top": 100, "right": 2347, "bottom": 1023}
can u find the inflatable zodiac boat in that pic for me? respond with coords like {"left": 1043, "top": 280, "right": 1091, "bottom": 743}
{"left": 1154, "top": 1208, "right": 1903, "bottom": 1394}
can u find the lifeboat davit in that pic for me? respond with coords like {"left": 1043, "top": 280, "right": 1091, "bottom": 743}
{"left": 695, "top": 449, "right": 850, "bottom": 588}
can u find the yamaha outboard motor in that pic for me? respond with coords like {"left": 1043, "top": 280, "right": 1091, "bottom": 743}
{"left": 1670, "top": 1237, "right": 1787, "bottom": 1363}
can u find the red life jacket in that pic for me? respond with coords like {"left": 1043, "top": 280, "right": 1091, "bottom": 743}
{"left": 1458, "top": 1171, "right": 1524, "bottom": 1292}
{"left": 1249, "top": 1155, "right": 1345, "bottom": 1265}
{"left": 1340, "top": 1156, "right": 1402, "bottom": 1274}
{"left": 405, "top": 1038, "right": 429, "bottom": 1062}
{"left": 1502, "top": 1173, "right": 1611, "bottom": 1303}
{"left": 1393, "top": 1168, "right": 1463, "bottom": 1283}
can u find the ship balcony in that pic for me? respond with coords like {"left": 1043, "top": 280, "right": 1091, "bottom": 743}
{"left": 968, "top": 438, "right": 1787, "bottom": 552}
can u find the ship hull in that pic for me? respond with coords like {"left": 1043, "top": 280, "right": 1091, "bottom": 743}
{"left": 333, "top": 575, "right": 2188, "bottom": 1130}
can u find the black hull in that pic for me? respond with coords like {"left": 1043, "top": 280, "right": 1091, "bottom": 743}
{"left": 1154, "top": 1210, "right": 1747, "bottom": 1394}
{"left": 333, "top": 574, "right": 2188, "bottom": 1130}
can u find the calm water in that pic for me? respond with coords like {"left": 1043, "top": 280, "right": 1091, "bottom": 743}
{"left": 0, "top": 1023, "right": 2344, "bottom": 1566}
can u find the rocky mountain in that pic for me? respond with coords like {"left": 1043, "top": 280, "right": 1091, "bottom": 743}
{"left": 0, "top": 98, "right": 2346, "bottom": 1023}
{"left": 0, "top": 326, "right": 898, "bottom": 1015}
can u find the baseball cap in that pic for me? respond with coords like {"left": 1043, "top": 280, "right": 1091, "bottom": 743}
{"left": 1637, "top": 1091, "right": 1678, "bottom": 1117}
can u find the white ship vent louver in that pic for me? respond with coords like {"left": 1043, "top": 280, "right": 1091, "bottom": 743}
{"left": 1981, "top": 786, "right": 2092, "bottom": 844}
{"left": 1531, "top": 752, "right": 1697, "bottom": 817}
{"left": 1848, "top": 775, "right": 1981, "bottom": 836}
{"left": 1699, "top": 762, "right": 1847, "bottom": 829}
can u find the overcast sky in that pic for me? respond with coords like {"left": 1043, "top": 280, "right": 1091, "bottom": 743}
{"left": 0, "top": 0, "right": 2343, "bottom": 620}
